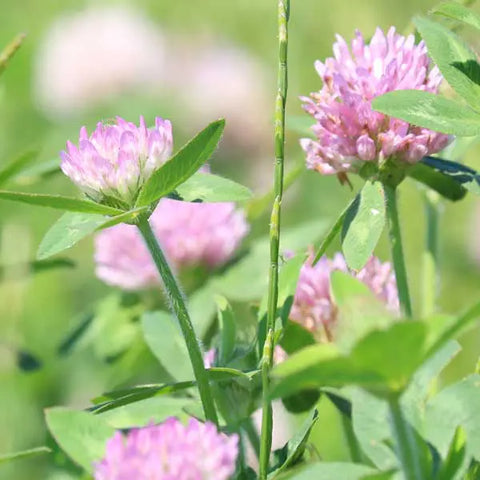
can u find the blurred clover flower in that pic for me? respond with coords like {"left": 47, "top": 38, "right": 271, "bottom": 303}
{"left": 174, "top": 43, "right": 271, "bottom": 152}
{"left": 34, "top": 6, "right": 165, "bottom": 117}
{"left": 94, "top": 417, "right": 238, "bottom": 480}
{"left": 95, "top": 199, "right": 249, "bottom": 290}
{"left": 301, "top": 27, "right": 451, "bottom": 176}
{"left": 291, "top": 253, "right": 399, "bottom": 342}
{"left": 60, "top": 116, "right": 172, "bottom": 207}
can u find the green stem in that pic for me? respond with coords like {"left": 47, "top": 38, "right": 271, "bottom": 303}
{"left": 388, "top": 396, "right": 423, "bottom": 480}
{"left": 137, "top": 216, "right": 218, "bottom": 425}
{"left": 259, "top": 330, "right": 274, "bottom": 479}
{"left": 259, "top": 0, "right": 289, "bottom": 477}
{"left": 421, "top": 191, "right": 440, "bottom": 318}
{"left": 384, "top": 185, "right": 413, "bottom": 318}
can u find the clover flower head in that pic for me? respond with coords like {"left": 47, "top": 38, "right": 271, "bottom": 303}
{"left": 94, "top": 417, "right": 239, "bottom": 480}
{"left": 290, "top": 253, "right": 399, "bottom": 341}
{"left": 95, "top": 198, "right": 249, "bottom": 290}
{"left": 61, "top": 116, "right": 172, "bottom": 206}
{"left": 301, "top": 27, "right": 451, "bottom": 175}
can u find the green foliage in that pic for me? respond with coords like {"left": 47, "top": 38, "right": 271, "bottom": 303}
{"left": 341, "top": 181, "right": 385, "bottom": 270}
{"left": 37, "top": 207, "right": 149, "bottom": 259}
{"left": 414, "top": 15, "right": 480, "bottom": 110}
{"left": 407, "top": 163, "right": 467, "bottom": 201}
{"left": 91, "top": 382, "right": 195, "bottom": 414}
{"left": 269, "top": 409, "right": 319, "bottom": 478}
{"left": 96, "top": 396, "right": 196, "bottom": 429}
{"left": 175, "top": 172, "right": 252, "bottom": 202}
{"left": 216, "top": 295, "right": 237, "bottom": 365}
{"left": 271, "top": 321, "right": 428, "bottom": 399}
{"left": 0, "top": 446, "right": 51, "bottom": 465}
{"left": 425, "top": 375, "right": 480, "bottom": 462}
{"left": 45, "top": 408, "right": 116, "bottom": 473}
{"left": 141, "top": 311, "right": 194, "bottom": 381}
{"left": 420, "top": 156, "right": 480, "bottom": 197}
{"left": 0, "top": 190, "right": 123, "bottom": 214}
{"left": 136, "top": 119, "right": 225, "bottom": 206}
{"left": 433, "top": 2, "right": 480, "bottom": 31}
{"left": 372, "top": 90, "right": 480, "bottom": 135}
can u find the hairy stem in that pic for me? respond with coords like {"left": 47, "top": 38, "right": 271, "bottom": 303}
{"left": 259, "top": 0, "right": 290, "bottom": 477}
{"left": 137, "top": 216, "right": 218, "bottom": 425}
{"left": 384, "top": 185, "right": 413, "bottom": 318}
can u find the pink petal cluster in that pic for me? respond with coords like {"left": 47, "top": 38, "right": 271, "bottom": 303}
{"left": 61, "top": 116, "right": 172, "bottom": 205}
{"left": 301, "top": 27, "right": 451, "bottom": 175}
{"left": 290, "top": 253, "right": 399, "bottom": 341}
{"left": 94, "top": 417, "right": 239, "bottom": 480}
{"left": 95, "top": 199, "right": 249, "bottom": 290}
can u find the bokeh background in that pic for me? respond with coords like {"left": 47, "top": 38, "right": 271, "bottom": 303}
{"left": 0, "top": 1, "right": 479, "bottom": 478}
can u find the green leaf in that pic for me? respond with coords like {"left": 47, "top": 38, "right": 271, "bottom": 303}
{"left": 330, "top": 271, "right": 372, "bottom": 306}
{"left": 271, "top": 322, "right": 427, "bottom": 400}
{"left": 352, "top": 339, "right": 460, "bottom": 470}
{"left": 189, "top": 281, "right": 217, "bottom": 339}
{"left": 285, "top": 462, "right": 376, "bottom": 480}
{"left": 420, "top": 156, "right": 480, "bottom": 196}
{"left": 0, "top": 446, "right": 51, "bottom": 465}
{"left": 269, "top": 409, "right": 319, "bottom": 478}
{"left": 280, "top": 320, "right": 315, "bottom": 355}
{"left": 329, "top": 271, "right": 392, "bottom": 352}
{"left": 407, "top": 162, "right": 467, "bottom": 201}
{"left": 414, "top": 16, "right": 480, "bottom": 110}
{"left": 372, "top": 90, "right": 480, "bottom": 135}
{"left": 141, "top": 311, "right": 193, "bottom": 381}
{"left": 0, "top": 190, "right": 123, "bottom": 215}
{"left": 216, "top": 296, "right": 236, "bottom": 365}
{"left": 96, "top": 396, "right": 195, "bottom": 429}
{"left": 270, "top": 344, "right": 381, "bottom": 399}
{"left": 136, "top": 119, "right": 225, "bottom": 206}
{"left": 45, "top": 408, "right": 116, "bottom": 472}
{"left": 0, "top": 150, "right": 39, "bottom": 186}
{"left": 37, "top": 207, "right": 149, "bottom": 260}
{"left": 351, "top": 388, "right": 395, "bottom": 470}
{"left": 425, "top": 374, "right": 480, "bottom": 461}
{"left": 282, "top": 389, "right": 321, "bottom": 414}
{"left": 436, "top": 427, "right": 468, "bottom": 480}
{"left": 342, "top": 181, "right": 385, "bottom": 270}
{"left": 433, "top": 2, "right": 480, "bottom": 31}
{"left": 350, "top": 321, "right": 427, "bottom": 393}
{"left": 91, "top": 382, "right": 195, "bottom": 412}
{"left": 426, "top": 299, "right": 480, "bottom": 358}
{"left": 403, "top": 339, "right": 461, "bottom": 427}
{"left": 175, "top": 172, "right": 252, "bottom": 202}
{"left": 37, "top": 212, "right": 106, "bottom": 260}
{"left": 312, "top": 199, "right": 354, "bottom": 265}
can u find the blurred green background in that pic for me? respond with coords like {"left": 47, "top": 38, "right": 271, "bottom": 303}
{"left": 0, "top": 0, "right": 479, "bottom": 478}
